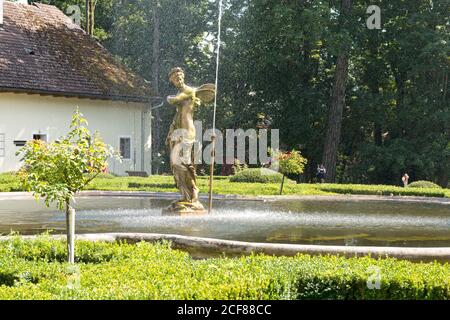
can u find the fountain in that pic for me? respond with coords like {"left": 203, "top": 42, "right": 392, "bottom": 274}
{"left": 1, "top": 193, "right": 449, "bottom": 261}
{"left": 1, "top": 0, "right": 449, "bottom": 264}
{"left": 163, "top": 68, "right": 215, "bottom": 214}
{"left": 162, "top": 0, "right": 222, "bottom": 215}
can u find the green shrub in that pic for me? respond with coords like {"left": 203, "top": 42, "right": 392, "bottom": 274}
{"left": 318, "top": 184, "right": 447, "bottom": 198}
{"left": 0, "top": 173, "right": 16, "bottom": 184}
{"left": 0, "top": 237, "right": 448, "bottom": 300}
{"left": 229, "top": 168, "right": 289, "bottom": 183}
{"left": 408, "top": 181, "right": 442, "bottom": 189}
{"left": 0, "top": 172, "right": 23, "bottom": 192}
{"left": 231, "top": 159, "right": 248, "bottom": 174}
{"left": 274, "top": 150, "right": 307, "bottom": 176}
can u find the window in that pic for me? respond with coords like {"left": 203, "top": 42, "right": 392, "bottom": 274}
{"left": 0, "top": 134, "right": 5, "bottom": 157}
{"left": 33, "top": 134, "right": 47, "bottom": 142}
{"left": 119, "top": 137, "right": 131, "bottom": 160}
{"left": 13, "top": 140, "right": 26, "bottom": 147}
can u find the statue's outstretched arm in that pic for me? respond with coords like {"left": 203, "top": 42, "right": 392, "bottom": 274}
{"left": 167, "top": 92, "right": 191, "bottom": 105}
{"left": 196, "top": 84, "right": 216, "bottom": 104}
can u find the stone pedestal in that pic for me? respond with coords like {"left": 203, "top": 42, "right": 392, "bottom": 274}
{"left": 162, "top": 200, "right": 207, "bottom": 215}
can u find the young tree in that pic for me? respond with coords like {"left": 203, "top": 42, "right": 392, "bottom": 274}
{"left": 273, "top": 150, "right": 307, "bottom": 195}
{"left": 17, "top": 109, "right": 119, "bottom": 263}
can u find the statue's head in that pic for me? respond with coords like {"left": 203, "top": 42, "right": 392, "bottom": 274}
{"left": 169, "top": 67, "right": 185, "bottom": 89}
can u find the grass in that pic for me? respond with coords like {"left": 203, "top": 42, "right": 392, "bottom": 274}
{"left": 1, "top": 172, "right": 449, "bottom": 198}
{"left": 0, "top": 236, "right": 448, "bottom": 300}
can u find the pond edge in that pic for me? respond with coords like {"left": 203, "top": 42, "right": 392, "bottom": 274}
{"left": 1, "top": 191, "right": 449, "bottom": 205}
{"left": 1, "top": 232, "right": 449, "bottom": 263}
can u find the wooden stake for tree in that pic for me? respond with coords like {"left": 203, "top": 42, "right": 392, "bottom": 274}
{"left": 208, "top": 135, "right": 216, "bottom": 213}
{"left": 66, "top": 200, "right": 76, "bottom": 264}
{"left": 279, "top": 174, "right": 285, "bottom": 195}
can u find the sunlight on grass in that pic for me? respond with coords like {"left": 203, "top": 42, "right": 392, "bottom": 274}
{"left": 1, "top": 172, "right": 449, "bottom": 198}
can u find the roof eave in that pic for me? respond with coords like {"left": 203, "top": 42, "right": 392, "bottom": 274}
{"left": 0, "top": 87, "right": 156, "bottom": 104}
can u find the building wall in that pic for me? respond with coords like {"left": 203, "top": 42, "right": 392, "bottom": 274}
{"left": 0, "top": 92, "right": 152, "bottom": 175}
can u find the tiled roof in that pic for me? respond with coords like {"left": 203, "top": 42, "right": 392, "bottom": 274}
{"left": 0, "top": 1, "right": 154, "bottom": 102}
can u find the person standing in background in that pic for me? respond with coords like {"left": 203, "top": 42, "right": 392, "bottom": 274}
{"left": 316, "top": 164, "right": 326, "bottom": 183}
{"left": 402, "top": 173, "right": 410, "bottom": 187}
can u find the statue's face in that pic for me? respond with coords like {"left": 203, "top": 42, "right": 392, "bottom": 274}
{"left": 170, "top": 71, "right": 185, "bottom": 88}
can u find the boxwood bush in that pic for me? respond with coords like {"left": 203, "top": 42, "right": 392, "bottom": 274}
{"left": 0, "top": 237, "right": 448, "bottom": 300}
{"left": 0, "top": 172, "right": 22, "bottom": 192}
{"left": 317, "top": 184, "right": 447, "bottom": 198}
{"left": 229, "top": 168, "right": 289, "bottom": 183}
{"left": 407, "top": 181, "right": 442, "bottom": 189}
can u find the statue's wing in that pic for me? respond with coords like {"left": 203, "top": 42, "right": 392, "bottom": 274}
{"left": 196, "top": 84, "right": 216, "bottom": 104}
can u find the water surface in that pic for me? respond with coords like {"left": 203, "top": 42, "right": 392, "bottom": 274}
{"left": 0, "top": 196, "right": 449, "bottom": 247}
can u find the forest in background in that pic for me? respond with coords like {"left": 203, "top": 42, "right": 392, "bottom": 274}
{"left": 30, "top": 0, "right": 449, "bottom": 186}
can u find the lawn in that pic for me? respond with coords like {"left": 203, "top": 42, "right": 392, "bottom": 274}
{"left": 1, "top": 172, "right": 449, "bottom": 198}
{"left": 0, "top": 237, "right": 448, "bottom": 300}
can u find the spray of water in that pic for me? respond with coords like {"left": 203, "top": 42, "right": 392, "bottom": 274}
{"left": 213, "top": 0, "right": 223, "bottom": 133}
{"left": 208, "top": 0, "right": 223, "bottom": 213}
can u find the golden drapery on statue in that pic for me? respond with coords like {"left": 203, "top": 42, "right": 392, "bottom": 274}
{"left": 164, "top": 67, "right": 215, "bottom": 214}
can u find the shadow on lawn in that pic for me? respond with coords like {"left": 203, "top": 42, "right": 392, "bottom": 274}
{"left": 128, "top": 182, "right": 175, "bottom": 189}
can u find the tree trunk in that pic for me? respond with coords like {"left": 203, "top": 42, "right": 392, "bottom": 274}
{"left": 322, "top": 0, "right": 352, "bottom": 183}
{"left": 85, "top": 1, "right": 89, "bottom": 34}
{"left": 151, "top": 0, "right": 161, "bottom": 174}
{"left": 89, "top": 1, "right": 95, "bottom": 36}
{"left": 86, "top": 0, "right": 95, "bottom": 36}
{"left": 374, "top": 124, "right": 382, "bottom": 146}
{"left": 279, "top": 174, "right": 285, "bottom": 195}
{"left": 437, "top": 169, "right": 448, "bottom": 188}
{"left": 371, "top": 75, "right": 382, "bottom": 147}
{"left": 66, "top": 200, "right": 76, "bottom": 264}
{"left": 438, "top": 72, "right": 448, "bottom": 188}
{"left": 394, "top": 73, "right": 407, "bottom": 137}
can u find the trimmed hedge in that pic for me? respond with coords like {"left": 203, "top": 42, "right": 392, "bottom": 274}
{"left": 229, "top": 168, "right": 289, "bottom": 183}
{"left": 408, "top": 181, "right": 442, "bottom": 189}
{"left": 0, "top": 173, "right": 22, "bottom": 192}
{"left": 0, "top": 237, "right": 448, "bottom": 300}
{"left": 317, "top": 183, "right": 447, "bottom": 198}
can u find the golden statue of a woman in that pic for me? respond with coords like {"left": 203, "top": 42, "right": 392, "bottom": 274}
{"left": 164, "top": 67, "right": 215, "bottom": 214}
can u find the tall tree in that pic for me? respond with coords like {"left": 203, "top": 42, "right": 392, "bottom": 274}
{"left": 322, "top": 0, "right": 352, "bottom": 182}
{"left": 151, "top": 0, "right": 162, "bottom": 173}
{"left": 86, "top": 0, "right": 95, "bottom": 36}
{"left": 33, "top": 0, "right": 449, "bottom": 185}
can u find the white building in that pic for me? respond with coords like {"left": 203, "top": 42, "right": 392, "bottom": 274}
{"left": 0, "top": 1, "right": 155, "bottom": 175}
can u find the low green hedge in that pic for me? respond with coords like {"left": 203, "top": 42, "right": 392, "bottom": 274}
{"left": 229, "top": 168, "right": 288, "bottom": 183}
{"left": 318, "top": 184, "right": 447, "bottom": 198}
{"left": 0, "top": 237, "right": 448, "bottom": 300}
{"left": 0, "top": 173, "right": 22, "bottom": 192}
{"left": 408, "top": 181, "right": 442, "bottom": 189}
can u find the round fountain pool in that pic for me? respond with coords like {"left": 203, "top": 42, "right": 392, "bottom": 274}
{"left": 0, "top": 196, "right": 449, "bottom": 247}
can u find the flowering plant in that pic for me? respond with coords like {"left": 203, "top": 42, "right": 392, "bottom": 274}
{"left": 274, "top": 150, "right": 307, "bottom": 175}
